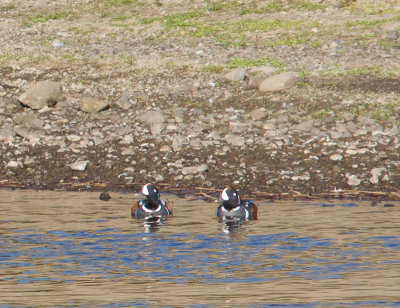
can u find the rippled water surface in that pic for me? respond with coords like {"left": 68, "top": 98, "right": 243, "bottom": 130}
{"left": 1, "top": 190, "right": 400, "bottom": 307}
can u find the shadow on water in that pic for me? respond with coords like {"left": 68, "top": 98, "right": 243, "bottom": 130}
{"left": 0, "top": 191, "right": 400, "bottom": 307}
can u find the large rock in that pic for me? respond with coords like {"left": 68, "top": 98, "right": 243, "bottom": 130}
{"left": 18, "top": 81, "right": 62, "bottom": 109}
{"left": 223, "top": 68, "right": 247, "bottom": 82}
{"left": 80, "top": 97, "right": 109, "bottom": 113}
{"left": 258, "top": 72, "right": 299, "bottom": 92}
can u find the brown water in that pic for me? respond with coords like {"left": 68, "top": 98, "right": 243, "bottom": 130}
{"left": 0, "top": 190, "right": 399, "bottom": 307}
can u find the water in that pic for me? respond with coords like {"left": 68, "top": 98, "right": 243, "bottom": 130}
{"left": 0, "top": 190, "right": 399, "bottom": 307}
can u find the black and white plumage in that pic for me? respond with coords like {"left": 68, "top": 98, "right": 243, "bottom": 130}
{"left": 216, "top": 187, "right": 258, "bottom": 221}
{"left": 131, "top": 183, "right": 173, "bottom": 219}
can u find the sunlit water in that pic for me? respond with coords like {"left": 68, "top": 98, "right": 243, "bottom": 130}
{"left": 0, "top": 190, "right": 399, "bottom": 307}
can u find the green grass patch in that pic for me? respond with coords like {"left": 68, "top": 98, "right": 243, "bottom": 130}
{"left": 202, "top": 64, "right": 224, "bottom": 73}
{"left": 205, "top": 0, "right": 241, "bottom": 12}
{"left": 94, "top": 0, "right": 137, "bottom": 7}
{"left": 291, "top": 1, "right": 327, "bottom": 11}
{"left": 29, "top": 10, "right": 73, "bottom": 23}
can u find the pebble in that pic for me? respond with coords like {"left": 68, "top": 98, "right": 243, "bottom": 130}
{"left": 330, "top": 154, "right": 343, "bottom": 161}
{"left": 0, "top": 126, "right": 15, "bottom": 142}
{"left": 70, "top": 160, "right": 89, "bottom": 171}
{"left": 181, "top": 164, "right": 208, "bottom": 175}
{"left": 346, "top": 174, "right": 361, "bottom": 186}
{"left": 6, "top": 160, "right": 23, "bottom": 169}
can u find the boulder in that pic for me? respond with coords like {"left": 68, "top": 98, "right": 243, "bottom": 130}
{"left": 18, "top": 81, "right": 62, "bottom": 109}
{"left": 258, "top": 72, "right": 299, "bottom": 92}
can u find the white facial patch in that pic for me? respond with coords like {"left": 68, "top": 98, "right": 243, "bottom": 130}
{"left": 142, "top": 184, "right": 150, "bottom": 196}
{"left": 221, "top": 188, "right": 229, "bottom": 201}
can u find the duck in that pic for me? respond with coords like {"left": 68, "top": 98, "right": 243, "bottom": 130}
{"left": 216, "top": 187, "right": 258, "bottom": 221}
{"left": 131, "top": 183, "right": 173, "bottom": 219}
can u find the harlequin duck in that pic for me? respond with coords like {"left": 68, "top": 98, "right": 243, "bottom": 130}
{"left": 216, "top": 187, "right": 258, "bottom": 221}
{"left": 131, "top": 183, "right": 173, "bottom": 219}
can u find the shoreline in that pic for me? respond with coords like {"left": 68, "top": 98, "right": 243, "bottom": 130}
{"left": 1, "top": 1, "right": 400, "bottom": 201}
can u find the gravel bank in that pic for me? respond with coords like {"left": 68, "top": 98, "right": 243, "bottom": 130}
{"left": 1, "top": 0, "right": 400, "bottom": 199}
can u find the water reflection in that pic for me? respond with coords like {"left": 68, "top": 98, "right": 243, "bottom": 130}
{"left": 139, "top": 216, "right": 169, "bottom": 233}
{"left": 219, "top": 218, "right": 244, "bottom": 234}
{"left": 0, "top": 191, "right": 400, "bottom": 307}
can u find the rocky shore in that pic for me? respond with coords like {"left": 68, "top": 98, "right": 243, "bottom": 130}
{"left": 1, "top": 0, "right": 400, "bottom": 199}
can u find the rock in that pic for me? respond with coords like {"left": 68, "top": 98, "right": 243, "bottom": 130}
{"left": 121, "top": 147, "right": 135, "bottom": 155}
{"left": 99, "top": 191, "right": 111, "bottom": 201}
{"left": 0, "top": 126, "right": 15, "bottom": 142}
{"left": 138, "top": 110, "right": 165, "bottom": 135}
{"left": 121, "top": 134, "right": 134, "bottom": 144}
{"left": 249, "top": 108, "right": 267, "bottom": 120}
{"left": 330, "top": 154, "right": 343, "bottom": 161}
{"left": 225, "top": 134, "right": 245, "bottom": 146}
{"left": 18, "top": 81, "right": 62, "bottom": 109}
{"left": 258, "top": 72, "right": 299, "bottom": 92}
{"left": 160, "top": 145, "right": 171, "bottom": 152}
{"left": 181, "top": 164, "right": 208, "bottom": 175}
{"left": 369, "top": 167, "right": 386, "bottom": 185}
{"left": 291, "top": 120, "right": 314, "bottom": 132}
{"left": 139, "top": 110, "right": 165, "bottom": 123}
{"left": 70, "top": 160, "right": 89, "bottom": 171}
{"left": 150, "top": 123, "right": 165, "bottom": 135}
{"left": 223, "top": 68, "right": 247, "bottom": 82}
{"left": 346, "top": 174, "right": 361, "bottom": 186}
{"left": 246, "top": 76, "right": 263, "bottom": 89}
{"left": 116, "top": 90, "right": 133, "bottom": 110}
{"left": 6, "top": 160, "right": 23, "bottom": 168}
{"left": 14, "top": 127, "right": 43, "bottom": 142}
{"left": 80, "top": 97, "right": 109, "bottom": 113}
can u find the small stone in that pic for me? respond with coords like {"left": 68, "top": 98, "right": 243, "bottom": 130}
{"left": 139, "top": 110, "right": 165, "bottom": 135}
{"left": 249, "top": 108, "right": 267, "bottom": 120}
{"left": 18, "top": 81, "right": 62, "bottom": 109}
{"left": 70, "top": 160, "right": 88, "bottom": 171}
{"left": 80, "top": 97, "right": 109, "bottom": 113}
{"left": 116, "top": 90, "right": 133, "bottom": 110}
{"left": 99, "top": 191, "right": 111, "bottom": 201}
{"left": 122, "top": 134, "right": 134, "bottom": 144}
{"left": 346, "top": 174, "right": 361, "bottom": 186}
{"left": 152, "top": 174, "right": 165, "bottom": 182}
{"left": 258, "top": 72, "right": 299, "bottom": 92}
{"left": 160, "top": 145, "right": 171, "bottom": 152}
{"left": 181, "top": 164, "right": 208, "bottom": 175}
{"left": 225, "top": 134, "right": 245, "bottom": 146}
{"left": 369, "top": 167, "right": 386, "bottom": 185}
{"left": 0, "top": 126, "right": 15, "bottom": 142}
{"left": 6, "top": 160, "right": 23, "bottom": 169}
{"left": 330, "top": 154, "right": 343, "bottom": 161}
